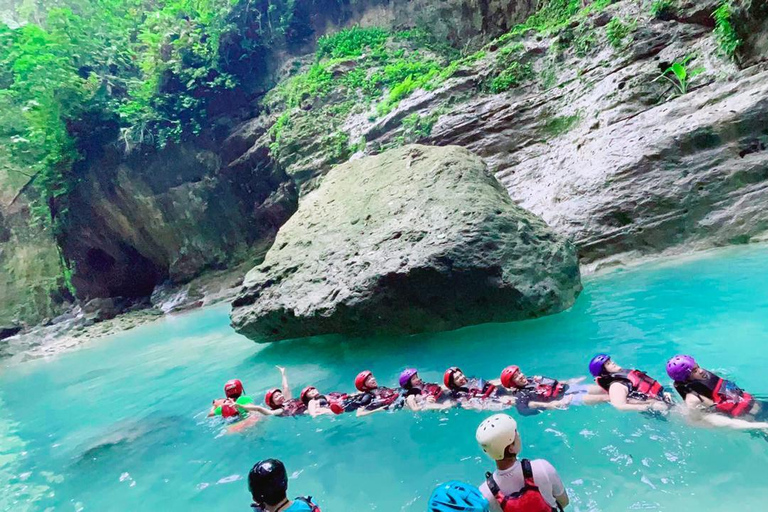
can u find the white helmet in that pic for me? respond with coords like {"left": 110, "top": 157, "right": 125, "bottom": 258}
{"left": 476, "top": 414, "right": 518, "bottom": 461}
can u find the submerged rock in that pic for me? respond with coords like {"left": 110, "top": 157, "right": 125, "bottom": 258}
{"left": 231, "top": 145, "right": 581, "bottom": 342}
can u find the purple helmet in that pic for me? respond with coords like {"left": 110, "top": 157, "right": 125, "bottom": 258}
{"left": 667, "top": 355, "right": 696, "bottom": 382}
{"left": 399, "top": 368, "right": 418, "bottom": 388}
{"left": 589, "top": 354, "right": 611, "bottom": 377}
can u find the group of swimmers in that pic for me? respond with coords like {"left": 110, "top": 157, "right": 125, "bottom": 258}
{"left": 209, "top": 354, "right": 768, "bottom": 433}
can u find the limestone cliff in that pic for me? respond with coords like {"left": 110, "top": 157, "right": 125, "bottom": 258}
{"left": 3, "top": 0, "right": 768, "bottom": 330}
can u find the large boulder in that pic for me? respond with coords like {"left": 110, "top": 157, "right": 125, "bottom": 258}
{"left": 231, "top": 145, "right": 581, "bottom": 342}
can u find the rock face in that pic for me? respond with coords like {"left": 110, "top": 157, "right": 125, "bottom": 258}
{"left": 231, "top": 145, "right": 581, "bottom": 342}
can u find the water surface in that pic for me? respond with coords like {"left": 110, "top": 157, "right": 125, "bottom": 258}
{"left": 2, "top": 246, "right": 768, "bottom": 511}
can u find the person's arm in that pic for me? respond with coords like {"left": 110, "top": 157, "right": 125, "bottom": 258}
{"left": 541, "top": 460, "right": 569, "bottom": 510}
{"left": 237, "top": 403, "right": 283, "bottom": 416}
{"left": 564, "top": 376, "right": 586, "bottom": 385}
{"left": 356, "top": 404, "right": 388, "bottom": 417}
{"left": 529, "top": 395, "right": 573, "bottom": 411}
{"left": 308, "top": 400, "right": 335, "bottom": 418}
{"left": 277, "top": 366, "right": 291, "bottom": 399}
{"left": 609, "top": 383, "right": 654, "bottom": 411}
{"left": 405, "top": 394, "right": 422, "bottom": 412}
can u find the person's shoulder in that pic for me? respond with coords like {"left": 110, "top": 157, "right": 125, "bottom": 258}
{"left": 288, "top": 499, "right": 314, "bottom": 511}
{"left": 529, "top": 458, "right": 559, "bottom": 476}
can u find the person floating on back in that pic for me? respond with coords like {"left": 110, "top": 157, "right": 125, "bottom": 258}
{"left": 248, "top": 459, "right": 320, "bottom": 511}
{"left": 353, "top": 370, "right": 401, "bottom": 417}
{"left": 262, "top": 366, "right": 307, "bottom": 417}
{"left": 497, "top": 365, "right": 608, "bottom": 415}
{"left": 399, "top": 368, "right": 454, "bottom": 412}
{"left": 299, "top": 386, "right": 348, "bottom": 417}
{"left": 588, "top": 354, "right": 671, "bottom": 412}
{"left": 475, "top": 414, "right": 569, "bottom": 511}
{"left": 667, "top": 355, "right": 768, "bottom": 430}
{"left": 428, "top": 480, "right": 490, "bottom": 511}
{"left": 443, "top": 367, "right": 506, "bottom": 410}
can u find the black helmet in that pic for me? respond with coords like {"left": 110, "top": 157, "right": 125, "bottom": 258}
{"left": 248, "top": 459, "right": 288, "bottom": 505}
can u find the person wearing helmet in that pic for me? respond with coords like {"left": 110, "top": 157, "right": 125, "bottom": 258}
{"left": 262, "top": 366, "right": 307, "bottom": 417}
{"left": 353, "top": 370, "right": 401, "bottom": 417}
{"left": 497, "top": 365, "right": 607, "bottom": 416}
{"left": 400, "top": 368, "right": 454, "bottom": 412}
{"left": 248, "top": 459, "right": 320, "bottom": 511}
{"left": 428, "top": 481, "right": 490, "bottom": 512}
{"left": 667, "top": 355, "right": 768, "bottom": 430}
{"left": 208, "top": 379, "right": 257, "bottom": 418}
{"left": 588, "top": 354, "right": 671, "bottom": 412}
{"left": 476, "top": 414, "right": 569, "bottom": 511}
{"left": 299, "top": 386, "right": 350, "bottom": 417}
{"left": 443, "top": 367, "right": 508, "bottom": 411}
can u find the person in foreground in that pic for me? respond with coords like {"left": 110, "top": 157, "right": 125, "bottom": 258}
{"left": 400, "top": 368, "right": 454, "bottom": 412}
{"left": 248, "top": 459, "right": 320, "bottom": 511}
{"left": 498, "top": 365, "right": 607, "bottom": 415}
{"left": 476, "top": 413, "right": 568, "bottom": 511}
{"left": 428, "top": 481, "right": 489, "bottom": 511}
{"left": 589, "top": 354, "right": 671, "bottom": 412}
{"left": 667, "top": 355, "right": 768, "bottom": 430}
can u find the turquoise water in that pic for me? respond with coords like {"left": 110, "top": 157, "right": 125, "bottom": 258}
{"left": 2, "top": 247, "right": 768, "bottom": 511}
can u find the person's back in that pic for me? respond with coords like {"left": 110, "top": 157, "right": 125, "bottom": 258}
{"left": 475, "top": 414, "right": 568, "bottom": 512}
{"left": 248, "top": 459, "right": 320, "bottom": 511}
{"left": 479, "top": 458, "right": 564, "bottom": 512}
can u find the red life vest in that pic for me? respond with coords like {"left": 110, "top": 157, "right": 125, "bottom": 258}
{"left": 525, "top": 377, "right": 565, "bottom": 401}
{"left": 373, "top": 387, "right": 400, "bottom": 407}
{"left": 220, "top": 403, "right": 240, "bottom": 419}
{"left": 597, "top": 370, "right": 663, "bottom": 400}
{"left": 281, "top": 399, "right": 307, "bottom": 417}
{"left": 422, "top": 383, "right": 445, "bottom": 400}
{"left": 486, "top": 459, "right": 557, "bottom": 512}
{"left": 692, "top": 374, "right": 755, "bottom": 417}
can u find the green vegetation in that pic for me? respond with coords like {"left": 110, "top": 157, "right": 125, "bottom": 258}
{"left": 605, "top": 17, "right": 636, "bottom": 49}
{"left": 713, "top": 1, "right": 742, "bottom": 59}
{"left": 654, "top": 56, "right": 704, "bottom": 97}
{"left": 542, "top": 113, "right": 581, "bottom": 137}
{"left": 490, "top": 62, "right": 534, "bottom": 93}
{"left": 650, "top": 0, "right": 675, "bottom": 18}
{"left": 401, "top": 112, "right": 439, "bottom": 143}
{"left": 1, "top": 0, "right": 306, "bottom": 233}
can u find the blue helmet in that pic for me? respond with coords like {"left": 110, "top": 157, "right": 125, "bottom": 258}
{"left": 428, "top": 481, "right": 489, "bottom": 512}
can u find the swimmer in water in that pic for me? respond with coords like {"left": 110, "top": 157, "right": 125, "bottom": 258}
{"left": 208, "top": 379, "right": 257, "bottom": 418}
{"left": 497, "top": 365, "right": 608, "bottom": 416}
{"left": 589, "top": 354, "right": 671, "bottom": 412}
{"left": 352, "top": 370, "right": 401, "bottom": 417}
{"left": 257, "top": 366, "right": 307, "bottom": 417}
{"left": 667, "top": 355, "right": 768, "bottom": 431}
{"left": 399, "top": 368, "right": 454, "bottom": 412}
{"left": 443, "top": 367, "right": 509, "bottom": 411}
{"left": 299, "top": 386, "right": 349, "bottom": 417}
{"left": 428, "top": 481, "right": 490, "bottom": 512}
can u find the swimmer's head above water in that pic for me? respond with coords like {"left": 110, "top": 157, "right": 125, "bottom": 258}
{"left": 355, "top": 370, "right": 378, "bottom": 392}
{"left": 300, "top": 386, "right": 320, "bottom": 405}
{"left": 444, "top": 367, "right": 469, "bottom": 389}
{"left": 589, "top": 354, "right": 621, "bottom": 377}
{"left": 667, "top": 355, "right": 706, "bottom": 382}
{"left": 399, "top": 368, "right": 423, "bottom": 389}
{"left": 499, "top": 365, "right": 529, "bottom": 388}
{"left": 264, "top": 388, "right": 285, "bottom": 409}
{"left": 224, "top": 379, "right": 244, "bottom": 399}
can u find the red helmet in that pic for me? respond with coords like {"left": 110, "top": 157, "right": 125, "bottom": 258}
{"left": 224, "top": 379, "right": 244, "bottom": 399}
{"left": 265, "top": 388, "right": 281, "bottom": 409}
{"left": 300, "top": 386, "right": 317, "bottom": 405}
{"left": 355, "top": 370, "right": 373, "bottom": 392}
{"left": 500, "top": 365, "right": 521, "bottom": 388}
{"left": 221, "top": 403, "right": 240, "bottom": 418}
{"left": 444, "top": 367, "right": 461, "bottom": 389}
